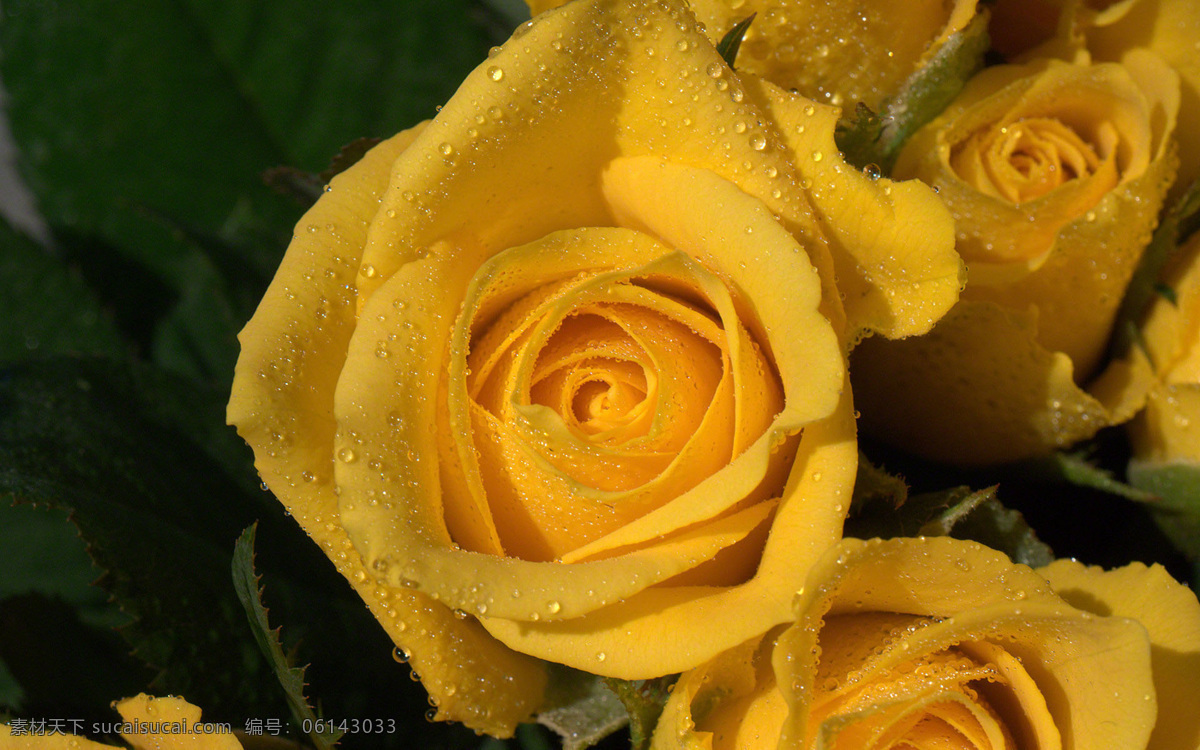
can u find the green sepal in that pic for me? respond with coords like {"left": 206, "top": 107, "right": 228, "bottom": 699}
{"left": 850, "top": 451, "right": 909, "bottom": 515}
{"left": 716, "top": 14, "right": 756, "bottom": 70}
{"left": 1127, "top": 460, "right": 1200, "bottom": 581}
{"left": 603, "top": 677, "right": 676, "bottom": 750}
{"left": 1030, "top": 450, "right": 1159, "bottom": 503}
{"left": 536, "top": 668, "right": 629, "bottom": 750}
{"left": 836, "top": 11, "right": 990, "bottom": 172}
{"left": 264, "top": 136, "right": 388, "bottom": 211}
{"left": 1109, "top": 177, "right": 1200, "bottom": 361}
{"left": 232, "top": 524, "right": 340, "bottom": 749}
{"left": 847, "top": 484, "right": 1054, "bottom": 567}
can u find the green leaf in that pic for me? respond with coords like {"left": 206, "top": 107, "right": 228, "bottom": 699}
{"left": 232, "top": 524, "right": 340, "bottom": 749}
{"left": 0, "top": 356, "right": 286, "bottom": 721}
{"left": 0, "top": 503, "right": 126, "bottom": 630}
{"left": 0, "top": 220, "right": 125, "bottom": 364}
{"left": 846, "top": 485, "right": 1054, "bottom": 567}
{"left": 1109, "top": 177, "right": 1200, "bottom": 361}
{"left": 1127, "top": 460, "right": 1200, "bottom": 573}
{"left": 836, "top": 11, "right": 990, "bottom": 171}
{"left": 537, "top": 670, "right": 629, "bottom": 750}
{"left": 1034, "top": 450, "right": 1158, "bottom": 503}
{"left": 0, "top": 0, "right": 496, "bottom": 386}
{"left": 716, "top": 14, "right": 756, "bottom": 70}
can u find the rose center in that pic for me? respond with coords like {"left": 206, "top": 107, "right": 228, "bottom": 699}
{"left": 570, "top": 375, "right": 649, "bottom": 431}
{"left": 952, "top": 117, "right": 1108, "bottom": 203}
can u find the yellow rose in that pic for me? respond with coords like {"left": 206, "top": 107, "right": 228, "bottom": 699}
{"left": 652, "top": 536, "right": 1200, "bottom": 750}
{"left": 530, "top": 0, "right": 979, "bottom": 112}
{"left": 1127, "top": 230, "right": 1200, "bottom": 546}
{"left": 228, "top": 0, "right": 960, "bottom": 736}
{"left": 2, "top": 695, "right": 242, "bottom": 750}
{"left": 990, "top": 0, "right": 1200, "bottom": 192}
{"left": 852, "top": 52, "right": 1180, "bottom": 464}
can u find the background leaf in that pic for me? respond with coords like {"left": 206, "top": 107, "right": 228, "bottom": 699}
{"left": 232, "top": 524, "right": 339, "bottom": 750}
{"left": 0, "top": 219, "right": 125, "bottom": 363}
{"left": 0, "top": 0, "right": 500, "bottom": 387}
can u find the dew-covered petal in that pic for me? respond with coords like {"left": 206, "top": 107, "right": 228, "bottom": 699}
{"left": 674, "top": 0, "right": 978, "bottom": 112}
{"left": 114, "top": 695, "right": 241, "bottom": 750}
{"left": 227, "top": 129, "right": 547, "bottom": 736}
{"left": 745, "top": 79, "right": 963, "bottom": 344}
{"left": 1040, "top": 559, "right": 1200, "bottom": 750}
{"left": 776, "top": 537, "right": 1156, "bottom": 750}
{"left": 478, "top": 383, "right": 856, "bottom": 678}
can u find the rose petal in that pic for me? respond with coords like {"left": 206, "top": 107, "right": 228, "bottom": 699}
{"left": 111, "top": 695, "right": 241, "bottom": 750}
{"left": 853, "top": 301, "right": 1114, "bottom": 464}
{"left": 776, "top": 538, "right": 1156, "bottom": 750}
{"left": 746, "top": 79, "right": 964, "bottom": 344}
{"left": 679, "top": 0, "right": 978, "bottom": 112}
{"left": 1040, "top": 559, "right": 1200, "bottom": 750}
{"left": 227, "top": 129, "right": 547, "bottom": 736}
{"left": 1085, "top": 0, "right": 1200, "bottom": 192}
{"left": 477, "top": 384, "right": 856, "bottom": 678}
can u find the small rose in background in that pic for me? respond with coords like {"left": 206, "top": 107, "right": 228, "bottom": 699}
{"left": 652, "top": 536, "right": 1200, "bottom": 750}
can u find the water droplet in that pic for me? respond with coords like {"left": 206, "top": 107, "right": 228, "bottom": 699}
{"left": 487, "top": 66, "right": 504, "bottom": 82}
{"left": 706, "top": 62, "right": 723, "bottom": 78}
{"left": 750, "top": 134, "right": 767, "bottom": 151}
{"left": 547, "top": 600, "right": 562, "bottom": 614}
{"left": 393, "top": 647, "right": 411, "bottom": 663}
{"left": 596, "top": 652, "right": 607, "bottom": 662}
{"left": 425, "top": 708, "right": 438, "bottom": 722}
{"left": 439, "top": 142, "right": 455, "bottom": 157}
{"left": 338, "top": 447, "right": 357, "bottom": 463}
{"left": 811, "top": 151, "right": 824, "bottom": 162}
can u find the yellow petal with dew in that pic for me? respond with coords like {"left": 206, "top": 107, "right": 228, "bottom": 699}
{"left": 776, "top": 537, "right": 1155, "bottom": 750}
{"left": 226, "top": 128, "right": 547, "bottom": 736}
{"left": 682, "top": 0, "right": 978, "bottom": 112}
{"left": 113, "top": 694, "right": 241, "bottom": 750}
{"left": 745, "top": 78, "right": 963, "bottom": 344}
{"left": 478, "top": 382, "right": 855, "bottom": 678}
{"left": 1040, "top": 559, "right": 1200, "bottom": 750}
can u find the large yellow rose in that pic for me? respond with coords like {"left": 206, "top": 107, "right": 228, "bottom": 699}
{"left": 227, "top": 0, "right": 960, "bottom": 737}
{"left": 529, "top": 0, "right": 979, "bottom": 112}
{"left": 652, "top": 536, "right": 1200, "bottom": 750}
{"left": 853, "top": 52, "right": 1180, "bottom": 464}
